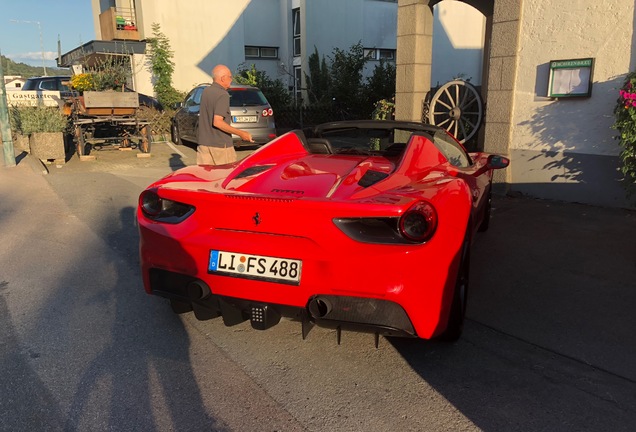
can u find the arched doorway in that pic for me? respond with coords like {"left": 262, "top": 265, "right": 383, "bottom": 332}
{"left": 396, "top": 0, "right": 521, "bottom": 165}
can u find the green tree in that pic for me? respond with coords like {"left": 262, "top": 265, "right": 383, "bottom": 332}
{"left": 146, "top": 23, "right": 184, "bottom": 108}
{"left": 1, "top": 55, "right": 69, "bottom": 78}
{"left": 363, "top": 59, "right": 396, "bottom": 112}
{"left": 305, "top": 46, "right": 331, "bottom": 104}
{"left": 235, "top": 64, "right": 292, "bottom": 111}
{"left": 329, "top": 42, "right": 368, "bottom": 117}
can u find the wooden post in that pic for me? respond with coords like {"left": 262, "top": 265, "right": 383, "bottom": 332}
{"left": 0, "top": 50, "right": 16, "bottom": 167}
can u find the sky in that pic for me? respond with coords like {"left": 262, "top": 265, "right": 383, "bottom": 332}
{"left": 0, "top": 0, "right": 95, "bottom": 70}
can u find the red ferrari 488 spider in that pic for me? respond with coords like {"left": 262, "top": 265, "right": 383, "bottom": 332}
{"left": 138, "top": 120, "right": 509, "bottom": 342}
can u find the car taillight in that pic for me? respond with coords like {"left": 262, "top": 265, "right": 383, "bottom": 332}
{"left": 140, "top": 189, "right": 195, "bottom": 224}
{"left": 262, "top": 108, "right": 274, "bottom": 117}
{"left": 398, "top": 201, "right": 437, "bottom": 242}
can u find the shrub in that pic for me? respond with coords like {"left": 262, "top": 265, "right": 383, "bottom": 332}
{"left": 612, "top": 71, "right": 636, "bottom": 196}
{"left": 10, "top": 106, "right": 69, "bottom": 135}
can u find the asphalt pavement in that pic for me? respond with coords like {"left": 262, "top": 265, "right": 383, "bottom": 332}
{"left": 1, "top": 142, "right": 635, "bottom": 431}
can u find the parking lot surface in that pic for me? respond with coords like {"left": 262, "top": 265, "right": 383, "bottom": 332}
{"left": 2, "top": 143, "right": 635, "bottom": 431}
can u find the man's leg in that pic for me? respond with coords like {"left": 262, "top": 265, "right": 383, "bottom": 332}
{"left": 196, "top": 145, "right": 215, "bottom": 165}
{"left": 209, "top": 146, "right": 237, "bottom": 165}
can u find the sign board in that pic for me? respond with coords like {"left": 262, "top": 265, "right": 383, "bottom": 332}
{"left": 5, "top": 90, "right": 66, "bottom": 108}
{"left": 547, "top": 58, "right": 594, "bottom": 98}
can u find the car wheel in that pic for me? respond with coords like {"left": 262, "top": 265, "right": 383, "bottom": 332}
{"left": 438, "top": 233, "right": 470, "bottom": 341}
{"left": 171, "top": 122, "right": 183, "bottom": 146}
{"left": 478, "top": 189, "right": 492, "bottom": 232}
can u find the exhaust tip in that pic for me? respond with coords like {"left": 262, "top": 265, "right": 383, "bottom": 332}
{"left": 308, "top": 297, "right": 332, "bottom": 319}
{"left": 187, "top": 280, "right": 211, "bottom": 300}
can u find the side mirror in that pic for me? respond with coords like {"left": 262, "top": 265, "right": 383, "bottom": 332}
{"left": 487, "top": 154, "right": 510, "bottom": 169}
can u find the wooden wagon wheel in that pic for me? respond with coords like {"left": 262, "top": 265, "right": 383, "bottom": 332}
{"left": 74, "top": 124, "right": 87, "bottom": 157}
{"left": 139, "top": 124, "right": 152, "bottom": 153}
{"left": 427, "top": 80, "right": 484, "bottom": 144}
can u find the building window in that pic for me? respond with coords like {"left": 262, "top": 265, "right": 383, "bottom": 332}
{"left": 245, "top": 46, "right": 278, "bottom": 59}
{"left": 245, "top": 46, "right": 259, "bottom": 57}
{"left": 260, "top": 47, "right": 278, "bottom": 58}
{"left": 364, "top": 48, "right": 396, "bottom": 61}
{"left": 293, "top": 8, "right": 301, "bottom": 57}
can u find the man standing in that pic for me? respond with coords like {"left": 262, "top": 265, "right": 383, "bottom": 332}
{"left": 196, "top": 64, "right": 254, "bottom": 165}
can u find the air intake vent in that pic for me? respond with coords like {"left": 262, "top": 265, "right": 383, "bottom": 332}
{"left": 234, "top": 165, "right": 274, "bottom": 179}
{"left": 358, "top": 170, "right": 389, "bottom": 187}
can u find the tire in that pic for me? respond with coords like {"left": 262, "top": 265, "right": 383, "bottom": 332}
{"left": 438, "top": 233, "right": 470, "bottom": 341}
{"left": 140, "top": 124, "right": 152, "bottom": 153}
{"left": 478, "top": 189, "right": 492, "bottom": 232}
{"left": 75, "top": 124, "right": 87, "bottom": 157}
{"left": 171, "top": 122, "right": 182, "bottom": 146}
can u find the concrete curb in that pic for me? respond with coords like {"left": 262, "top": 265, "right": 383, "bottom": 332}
{"left": 21, "top": 152, "right": 49, "bottom": 175}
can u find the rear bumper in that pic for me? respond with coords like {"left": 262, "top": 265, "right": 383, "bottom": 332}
{"left": 148, "top": 268, "right": 416, "bottom": 337}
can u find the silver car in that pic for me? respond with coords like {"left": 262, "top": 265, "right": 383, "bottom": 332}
{"left": 171, "top": 84, "right": 277, "bottom": 147}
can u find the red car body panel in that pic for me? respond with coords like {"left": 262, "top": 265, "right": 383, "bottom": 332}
{"left": 138, "top": 121, "right": 507, "bottom": 340}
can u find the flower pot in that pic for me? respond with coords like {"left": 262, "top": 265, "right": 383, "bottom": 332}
{"left": 29, "top": 132, "right": 65, "bottom": 161}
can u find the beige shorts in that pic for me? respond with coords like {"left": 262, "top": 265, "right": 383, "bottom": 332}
{"left": 197, "top": 145, "right": 237, "bottom": 165}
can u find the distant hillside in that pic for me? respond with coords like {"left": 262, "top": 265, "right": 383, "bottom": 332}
{"left": 1, "top": 55, "right": 70, "bottom": 78}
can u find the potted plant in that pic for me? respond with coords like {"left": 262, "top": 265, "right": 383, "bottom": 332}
{"left": 8, "top": 106, "right": 29, "bottom": 153}
{"left": 70, "top": 57, "right": 138, "bottom": 115}
{"left": 11, "top": 106, "right": 69, "bottom": 162}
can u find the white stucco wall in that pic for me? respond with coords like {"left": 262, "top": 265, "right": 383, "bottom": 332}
{"left": 303, "top": 0, "right": 366, "bottom": 60}
{"left": 91, "top": 0, "right": 486, "bottom": 97}
{"left": 134, "top": 0, "right": 253, "bottom": 91}
{"left": 507, "top": 0, "right": 635, "bottom": 207}
{"left": 511, "top": 0, "right": 634, "bottom": 157}
{"left": 431, "top": 1, "right": 486, "bottom": 86}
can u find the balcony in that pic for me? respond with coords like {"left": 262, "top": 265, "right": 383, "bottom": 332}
{"left": 99, "top": 7, "right": 140, "bottom": 41}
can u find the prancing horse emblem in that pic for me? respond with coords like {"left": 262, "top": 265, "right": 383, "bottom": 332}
{"left": 252, "top": 212, "right": 261, "bottom": 226}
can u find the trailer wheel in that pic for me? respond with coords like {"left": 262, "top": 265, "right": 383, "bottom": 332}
{"left": 140, "top": 124, "right": 152, "bottom": 153}
{"left": 75, "top": 124, "right": 88, "bottom": 157}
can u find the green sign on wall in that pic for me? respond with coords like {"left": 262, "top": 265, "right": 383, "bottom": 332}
{"left": 548, "top": 58, "right": 594, "bottom": 98}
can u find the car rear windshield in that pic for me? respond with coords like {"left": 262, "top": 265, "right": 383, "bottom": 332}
{"left": 320, "top": 127, "right": 417, "bottom": 154}
{"left": 22, "top": 77, "right": 70, "bottom": 92}
{"left": 229, "top": 89, "right": 268, "bottom": 107}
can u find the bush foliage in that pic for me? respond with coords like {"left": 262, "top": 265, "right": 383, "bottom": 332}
{"left": 612, "top": 71, "right": 636, "bottom": 197}
{"left": 10, "top": 106, "right": 69, "bottom": 135}
{"left": 146, "top": 23, "right": 186, "bottom": 108}
{"left": 237, "top": 42, "right": 396, "bottom": 128}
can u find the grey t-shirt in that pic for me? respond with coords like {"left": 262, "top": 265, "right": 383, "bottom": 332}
{"left": 197, "top": 82, "right": 232, "bottom": 148}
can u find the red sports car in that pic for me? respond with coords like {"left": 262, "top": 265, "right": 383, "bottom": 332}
{"left": 138, "top": 120, "right": 509, "bottom": 342}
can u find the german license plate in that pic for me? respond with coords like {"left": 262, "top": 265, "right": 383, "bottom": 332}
{"left": 209, "top": 250, "right": 302, "bottom": 285}
{"left": 233, "top": 115, "right": 258, "bottom": 123}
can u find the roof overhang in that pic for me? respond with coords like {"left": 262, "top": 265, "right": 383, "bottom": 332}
{"left": 57, "top": 40, "right": 147, "bottom": 67}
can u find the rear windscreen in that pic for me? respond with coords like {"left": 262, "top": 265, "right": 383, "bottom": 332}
{"left": 229, "top": 89, "right": 268, "bottom": 107}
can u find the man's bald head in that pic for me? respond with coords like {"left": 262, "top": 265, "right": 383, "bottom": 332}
{"left": 212, "top": 65, "right": 233, "bottom": 88}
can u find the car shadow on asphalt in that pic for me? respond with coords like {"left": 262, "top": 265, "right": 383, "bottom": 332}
{"left": 45, "top": 206, "right": 228, "bottom": 431}
{"left": 387, "top": 196, "right": 636, "bottom": 431}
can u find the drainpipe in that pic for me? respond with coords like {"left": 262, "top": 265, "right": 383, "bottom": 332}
{"left": 0, "top": 50, "right": 16, "bottom": 167}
